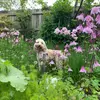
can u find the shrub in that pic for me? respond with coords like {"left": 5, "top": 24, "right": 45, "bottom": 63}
{"left": 0, "top": 15, "right": 13, "bottom": 32}
{"left": 16, "top": 10, "right": 35, "bottom": 39}
{"left": 40, "top": 0, "right": 76, "bottom": 45}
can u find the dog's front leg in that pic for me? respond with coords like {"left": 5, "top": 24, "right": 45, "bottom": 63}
{"left": 55, "top": 56, "right": 63, "bottom": 70}
{"left": 37, "top": 54, "right": 41, "bottom": 71}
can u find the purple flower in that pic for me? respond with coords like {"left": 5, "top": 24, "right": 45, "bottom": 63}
{"left": 76, "top": 13, "right": 84, "bottom": 21}
{"left": 80, "top": 66, "right": 86, "bottom": 73}
{"left": 64, "top": 48, "right": 69, "bottom": 53}
{"left": 97, "top": 30, "right": 100, "bottom": 37}
{"left": 61, "top": 27, "right": 70, "bottom": 35}
{"left": 91, "top": 6, "right": 100, "bottom": 15}
{"left": 66, "top": 52, "right": 71, "bottom": 56}
{"left": 71, "top": 29, "right": 77, "bottom": 34}
{"left": 49, "top": 60, "right": 55, "bottom": 65}
{"left": 93, "top": 61, "right": 100, "bottom": 68}
{"left": 54, "top": 28, "right": 60, "bottom": 34}
{"left": 53, "top": 51, "right": 61, "bottom": 56}
{"left": 71, "top": 33, "right": 77, "bottom": 37}
{"left": 64, "top": 44, "right": 70, "bottom": 49}
{"left": 68, "top": 67, "right": 73, "bottom": 72}
{"left": 86, "top": 22, "right": 97, "bottom": 28}
{"left": 15, "top": 38, "right": 19, "bottom": 43}
{"left": 62, "top": 27, "right": 67, "bottom": 31}
{"left": 14, "top": 31, "right": 20, "bottom": 36}
{"left": 0, "top": 32, "right": 6, "bottom": 38}
{"left": 60, "top": 55, "right": 67, "bottom": 60}
{"left": 84, "top": 15, "right": 93, "bottom": 22}
{"left": 96, "top": 14, "right": 100, "bottom": 24}
{"left": 74, "top": 46, "right": 83, "bottom": 53}
{"left": 63, "top": 30, "right": 70, "bottom": 35}
{"left": 83, "top": 27, "right": 93, "bottom": 34}
{"left": 76, "top": 25, "right": 83, "bottom": 32}
{"left": 91, "top": 32, "right": 96, "bottom": 39}
{"left": 69, "top": 41, "right": 78, "bottom": 46}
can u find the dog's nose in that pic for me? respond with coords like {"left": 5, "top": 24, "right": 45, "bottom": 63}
{"left": 36, "top": 44, "right": 40, "bottom": 47}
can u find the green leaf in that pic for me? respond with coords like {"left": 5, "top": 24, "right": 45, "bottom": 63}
{"left": 0, "top": 58, "right": 28, "bottom": 92}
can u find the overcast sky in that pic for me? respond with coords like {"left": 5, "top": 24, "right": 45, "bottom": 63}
{"left": 28, "top": 0, "right": 100, "bottom": 9}
{"left": 0, "top": 0, "right": 100, "bottom": 10}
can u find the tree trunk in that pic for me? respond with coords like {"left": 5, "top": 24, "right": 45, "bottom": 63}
{"left": 74, "top": 0, "right": 84, "bottom": 18}
{"left": 72, "top": 0, "right": 78, "bottom": 18}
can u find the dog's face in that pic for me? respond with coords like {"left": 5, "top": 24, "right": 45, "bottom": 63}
{"left": 34, "top": 38, "right": 47, "bottom": 52}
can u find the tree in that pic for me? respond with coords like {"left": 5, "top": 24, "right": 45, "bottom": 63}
{"left": 0, "top": 0, "right": 29, "bottom": 10}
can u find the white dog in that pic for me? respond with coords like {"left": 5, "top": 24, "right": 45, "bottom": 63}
{"left": 34, "top": 38, "right": 66, "bottom": 72}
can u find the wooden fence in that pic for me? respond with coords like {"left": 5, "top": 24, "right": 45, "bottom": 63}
{"left": 0, "top": 9, "right": 43, "bottom": 31}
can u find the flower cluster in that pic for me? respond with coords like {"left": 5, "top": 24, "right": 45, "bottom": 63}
{"left": 64, "top": 41, "right": 83, "bottom": 54}
{"left": 0, "top": 27, "right": 20, "bottom": 44}
{"left": 72, "top": 6, "right": 100, "bottom": 40}
{"left": 54, "top": 27, "right": 78, "bottom": 40}
{"left": 54, "top": 27, "right": 70, "bottom": 35}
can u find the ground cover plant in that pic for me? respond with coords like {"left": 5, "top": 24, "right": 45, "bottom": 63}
{"left": 0, "top": 5, "right": 100, "bottom": 100}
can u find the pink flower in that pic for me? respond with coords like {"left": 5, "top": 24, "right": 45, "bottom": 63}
{"left": 76, "top": 13, "right": 84, "bottom": 21}
{"left": 70, "top": 41, "right": 78, "bottom": 46}
{"left": 62, "top": 27, "right": 67, "bottom": 31}
{"left": 64, "top": 44, "right": 70, "bottom": 49}
{"left": 71, "top": 29, "right": 77, "bottom": 34}
{"left": 86, "top": 22, "right": 97, "bottom": 28}
{"left": 91, "top": 32, "right": 96, "bottom": 39}
{"left": 93, "top": 61, "right": 100, "bottom": 68}
{"left": 14, "top": 31, "right": 20, "bottom": 36}
{"left": 96, "top": 14, "right": 100, "bottom": 24}
{"left": 83, "top": 27, "right": 93, "bottom": 34}
{"left": 0, "top": 32, "right": 6, "bottom": 38}
{"left": 68, "top": 67, "right": 73, "bottom": 72}
{"left": 61, "top": 27, "right": 70, "bottom": 35}
{"left": 80, "top": 66, "right": 86, "bottom": 73}
{"left": 64, "top": 48, "right": 69, "bottom": 53}
{"left": 64, "top": 30, "right": 70, "bottom": 35}
{"left": 76, "top": 25, "right": 83, "bottom": 32}
{"left": 54, "top": 51, "right": 61, "bottom": 56}
{"left": 71, "top": 33, "right": 77, "bottom": 38}
{"left": 74, "top": 46, "right": 83, "bottom": 53}
{"left": 60, "top": 55, "right": 67, "bottom": 60}
{"left": 60, "top": 30, "right": 63, "bottom": 34}
{"left": 66, "top": 52, "right": 71, "bottom": 56}
{"left": 15, "top": 38, "right": 19, "bottom": 43}
{"left": 54, "top": 28, "right": 60, "bottom": 34}
{"left": 97, "top": 30, "right": 100, "bottom": 37}
{"left": 49, "top": 60, "right": 55, "bottom": 65}
{"left": 91, "top": 6, "right": 100, "bottom": 15}
{"left": 84, "top": 15, "right": 93, "bottom": 22}
{"left": 71, "top": 33, "right": 78, "bottom": 40}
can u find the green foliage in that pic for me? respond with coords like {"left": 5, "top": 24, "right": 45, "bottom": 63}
{"left": 68, "top": 51, "right": 85, "bottom": 82}
{"left": 0, "top": 39, "right": 36, "bottom": 67}
{"left": 0, "top": 15, "right": 13, "bottom": 31}
{"left": 0, "top": 58, "right": 28, "bottom": 92}
{"left": 40, "top": 0, "right": 75, "bottom": 44}
{"left": 51, "top": 0, "right": 72, "bottom": 27}
{"left": 83, "top": 0, "right": 95, "bottom": 13}
{"left": 16, "top": 10, "right": 35, "bottom": 39}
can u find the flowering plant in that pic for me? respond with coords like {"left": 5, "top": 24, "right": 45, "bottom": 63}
{"left": 54, "top": 6, "right": 100, "bottom": 82}
{"left": 73, "top": 6, "right": 100, "bottom": 43}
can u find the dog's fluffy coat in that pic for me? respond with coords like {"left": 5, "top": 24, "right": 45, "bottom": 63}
{"left": 34, "top": 38, "right": 65, "bottom": 72}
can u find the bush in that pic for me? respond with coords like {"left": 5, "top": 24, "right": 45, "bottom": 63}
{"left": 40, "top": 0, "right": 77, "bottom": 45}
{"left": 0, "top": 15, "right": 13, "bottom": 32}
{"left": 16, "top": 10, "right": 35, "bottom": 39}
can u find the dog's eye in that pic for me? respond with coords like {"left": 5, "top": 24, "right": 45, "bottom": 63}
{"left": 41, "top": 42, "right": 43, "bottom": 44}
{"left": 36, "top": 41, "right": 39, "bottom": 43}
